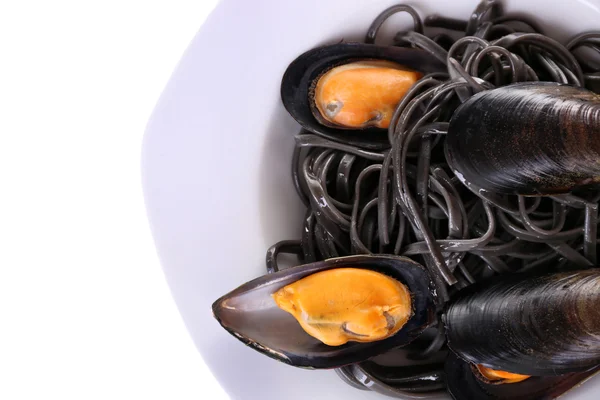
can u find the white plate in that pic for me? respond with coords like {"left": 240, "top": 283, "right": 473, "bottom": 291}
{"left": 142, "top": 0, "right": 600, "bottom": 398}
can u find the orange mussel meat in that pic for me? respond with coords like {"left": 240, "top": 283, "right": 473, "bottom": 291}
{"left": 313, "top": 61, "right": 421, "bottom": 129}
{"left": 272, "top": 268, "right": 413, "bottom": 346}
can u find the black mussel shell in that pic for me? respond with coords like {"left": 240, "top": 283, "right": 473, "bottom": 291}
{"left": 212, "top": 255, "right": 435, "bottom": 369}
{"left": 444, "top": 269, "right": 600, "bottom": 376}
{"left": 445, "top": 353, "right": 600, "bottom": 400}
{"left": 281, "top": 42, "right": 446, "bottom": 150}
{"left": 446, "top": 82, "right": 600, "bottom": 195}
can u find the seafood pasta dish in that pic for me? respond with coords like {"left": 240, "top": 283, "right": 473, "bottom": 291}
{"left": 212, "top": 1, "right": 600, "bottom": 398}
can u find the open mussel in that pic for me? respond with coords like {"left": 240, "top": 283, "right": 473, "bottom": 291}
{"left": 444, "top": 269, "right": 600, "bottom": 376}
{"left": 445, "top": 82, "right": 600, "bottom": 195}
{"left": 212, "top": 255, "right": 435, "bottom": 368}
{"left": 281, "top": 42, "right": 446, "bottom": 150}
{"left": 445, "top": 353, "right": 600, "bottom": 400}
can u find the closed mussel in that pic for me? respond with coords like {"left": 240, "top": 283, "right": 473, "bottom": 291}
{"left": 445, "top": 82, "right": 600, "bottom": 195}
{"left": 445, "top": 353, "right": 600, "bottom": 400}
{"left": 444, "top": 269, "right": 600, "bottom": 376}
{"left": 281, "top": 42, "right": 446, "bottom": 150}
{"left": 212, "top": 255, "right": 435, "bottom": 368}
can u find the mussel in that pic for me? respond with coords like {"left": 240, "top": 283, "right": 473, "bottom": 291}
{"left": 445, "top": 353, "right": 600, "bottom": 400}
{"left": 445, "top": 82, "right": 600, "bottom": 195}
{"left": 272, "top": 268, "right": 413, "bottom": 346}
{"left": 211, "top": 255, "right": 435, "bottom": 368}
{"left": 281, "top": 42, "right": 446, "bottom": 150}
{"left": 444, "top": 269, "right": 600, "bottom": 376}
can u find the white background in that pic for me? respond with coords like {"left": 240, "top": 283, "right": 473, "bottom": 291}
{"left": 0, "top": 1, "right": 228, "bottom": 398}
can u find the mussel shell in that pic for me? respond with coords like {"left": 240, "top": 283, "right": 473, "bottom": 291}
{"left": 281, "top": 42, "right": 446, "bottom": 150}
{"left": 445, "top": 353, "right": 600, "bottom": 400}
{"left": 211, "top": 255, "right": 435, "bottom": 369}
{"left": 445, "top": 82, "right": 600, "bottom": 195}
{"left": 444, "top": 269, "right": 600, "bottom": 376}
